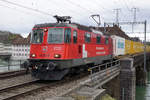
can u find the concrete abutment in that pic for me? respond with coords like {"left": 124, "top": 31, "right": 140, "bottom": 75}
{"left": 120, "top": 58, "right": 136, "bottom": 100}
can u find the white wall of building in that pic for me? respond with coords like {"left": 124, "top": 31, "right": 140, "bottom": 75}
{"left": 11, "top": 44, "right": 30, "bottom": 60}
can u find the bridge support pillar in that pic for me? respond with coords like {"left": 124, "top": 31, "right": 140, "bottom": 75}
{"left": 147, "top": 60, "right": 150, "bottom": 71}
{"left": 120, "top": 58, "right": 135, "bottom": 100}
{"left": 136, "top": 64, "right": 147, "bottom": 86}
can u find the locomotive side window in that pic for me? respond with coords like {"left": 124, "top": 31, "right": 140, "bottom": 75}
{"left": 96, "top": 35, "right": 101, "bottom": 44}
{"left": 105, "top": 38, "right": 109, "bottom": 44}
{"left": 31, "top": 29, "right": 43, "bottom": 43}
{"left": 73, "top": 30, "right": 77, "bottom": 43}
{"left": 64, "top": 28, "right": 71, "bottom": 43}
{"left": 85, "top": 33, "right": 91, "bottom": 43}
{"left": 48, "top": 28, "right": 64, "bottom": 43}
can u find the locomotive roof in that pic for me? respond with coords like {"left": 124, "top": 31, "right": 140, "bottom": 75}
{"left": 33, "top": 23, "right": 100, "bottom": 33}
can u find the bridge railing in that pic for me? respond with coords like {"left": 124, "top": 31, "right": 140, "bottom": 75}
{"left": 88, "top": 60, "right": 121, "bottom": 88}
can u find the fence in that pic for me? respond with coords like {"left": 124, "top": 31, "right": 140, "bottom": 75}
{"left": 0, "top": 59, "right": 26, "bottom": 72}
{"left": 88, "top": 60, "right": 121, "bottom": 88}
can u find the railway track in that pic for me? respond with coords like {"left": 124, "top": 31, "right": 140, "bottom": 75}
{"left": 0, "top": 72, "right": 89, "bottom": 100}
{"left": 0, "top": 80, "right": 46, "bottom": 100}
{"left": 0, "top": 60, "right": 119, "bottom": 100}
{"left": 0, "top": 69, "right": 27, "bottom": 79}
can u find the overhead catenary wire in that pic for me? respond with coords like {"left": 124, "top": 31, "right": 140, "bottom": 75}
{"left": 0, "top": 3, "right": 54, "bottom": 23}
{"left": 121, "top": 0, "right": 131, "bottom": 11}
{"left": 46, "top": 0, "right": 88, "bottom": 18}
{"left": 0, "top": 0, "right": 84, "bottom": 23}
{"left": 0, "top": 4, "right": 37, "bottom": 16}
{"left": 0, "top": 0, "right": 54, "bottom": 16}
{"left": 66, "top": 0, "right": 94, "bottom": 14}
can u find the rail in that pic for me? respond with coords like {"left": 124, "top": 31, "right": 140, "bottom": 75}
{"left": 88, "top": 60, "right": 121, "bottom": 88}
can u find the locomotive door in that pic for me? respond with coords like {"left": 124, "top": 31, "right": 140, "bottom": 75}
{"left": 72, "top": 30, "right": 81, "bottom": 58}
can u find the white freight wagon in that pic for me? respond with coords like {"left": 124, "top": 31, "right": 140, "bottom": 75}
{"left": 111, "top": 35, "right": 125, "bottom": 56}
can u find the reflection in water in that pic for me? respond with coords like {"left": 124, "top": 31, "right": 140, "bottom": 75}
{"left": 136, "top": 72, "right": 150, "bottom": 100}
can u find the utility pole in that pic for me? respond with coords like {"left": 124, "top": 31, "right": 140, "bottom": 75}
{"left": 105, "top": 21, "right": 147, "bottom": 73}
{"left": 144, "top": 20, "right": 147, "bottom": 73}
{"left": 114, "top": 8, "right": 121, "bottom": 25}
{"left": 131, "top": 8, "right": 139, "bottom": 33}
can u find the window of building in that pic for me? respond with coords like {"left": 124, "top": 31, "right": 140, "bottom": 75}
{"left": 73, "top": 30, "right": 77, "bottom": 43}
{"left": 85, "top": 33, "right": 91, "bottom": 43}
{"left": 96, "top": 35, "right": 101, "bottom": 44}
{"left": 64, "top": 28, "right": 71, "bottom": 43}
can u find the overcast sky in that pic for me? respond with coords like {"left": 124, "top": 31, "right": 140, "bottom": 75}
{"left": 0, "top": 0, "right": 150, "bottom": 41}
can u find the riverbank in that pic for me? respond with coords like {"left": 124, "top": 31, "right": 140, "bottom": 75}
{"left": 101, "top": 94, "right": 116, "bottom": 100}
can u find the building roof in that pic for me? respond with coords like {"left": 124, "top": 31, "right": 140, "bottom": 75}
{"left": 97, "top": 25, "right": 131, "bottom": 40}
{"left": 13, "top": 33, "right": 30, "bottom": 45}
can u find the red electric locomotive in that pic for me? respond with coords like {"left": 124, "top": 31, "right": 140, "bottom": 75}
{"left": 29, "top": 16, "right": 113, "bottom": 80}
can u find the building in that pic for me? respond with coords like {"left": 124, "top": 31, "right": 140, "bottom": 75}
{"left": 90, "top": 25, "right": 131, "bottom": 40}
{"left": 0, "top": 43, "right": 12, "bottom": 54}
{"left": 11, "top": 34, "right": 30, "bottom": 60}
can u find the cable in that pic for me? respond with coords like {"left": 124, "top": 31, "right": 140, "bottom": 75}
{"left": 0, "top": 3, "right": 54, "bottom": 23}
{"left": 46, "top": 0, "right": 85, "bottom": 16}
{"left": 94, "top": 0, "right": 114, "bottom": 13}
{"left": 121, "top": 0, "right": 131, "bottom": 11}
{"left": 0, "top": 4, "right": 33, "bottom": 15}
{"left": 0, "top": 0, "right": 53, "bottom": 16}
{"left": 67, "top": 0, "right": 94, "bottom": 14}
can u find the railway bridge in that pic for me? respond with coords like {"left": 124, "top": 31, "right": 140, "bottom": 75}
{"left": 52, "top": 52, "right": 150, "bottom": 100}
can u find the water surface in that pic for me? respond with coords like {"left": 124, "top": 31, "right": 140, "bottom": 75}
{"left": 136, "top": 72, "right": 150, "bottom": 100}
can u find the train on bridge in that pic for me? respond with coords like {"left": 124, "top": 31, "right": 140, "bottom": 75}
{"left": 28, "top": 16, "right": 150, "bottom": 80}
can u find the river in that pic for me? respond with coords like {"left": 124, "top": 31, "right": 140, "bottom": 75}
{"left": 136, "top": 72, "right": 150, "bottom": 100}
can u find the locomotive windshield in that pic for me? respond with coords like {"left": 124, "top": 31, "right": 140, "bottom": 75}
{"left": 48, "top": 28, "right": 64, "bottom": 43}
{"left": 31, "top": 29, "right": 43, "bottom": 43}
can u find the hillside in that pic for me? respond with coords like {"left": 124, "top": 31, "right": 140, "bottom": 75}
{"left": 0, "top": 30, "right": 23, "bottom": 44}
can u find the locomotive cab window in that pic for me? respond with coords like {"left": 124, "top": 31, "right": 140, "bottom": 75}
{"left": 48, "top": 28, "right": 64, "bottom": 43}
{"left": 96, "top": 35, "right": 101, "bottom": 44}
{"left": 31, "top": 29, "right": 43, "bottom": 43}
{"left": 64, "top": 28, "right": 71, "bottom": 43}
{"left": 105, "top": 38, "right": 109, "bottom": 44}
{"left": 85, "top": 33, "right": 91, "bottom": 43}
{"left": 73, "top": 30, "right": 77, "bottom": 43}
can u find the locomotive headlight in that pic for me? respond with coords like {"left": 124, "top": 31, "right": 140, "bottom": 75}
{"left": 44, "top": 28, "right": 48, "bottom": 32}
{"left": 31, "top": 54, "right": 36, "bottom": 58}
{"left": 54, "top": 54, "right": 61, "bottom": 58}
